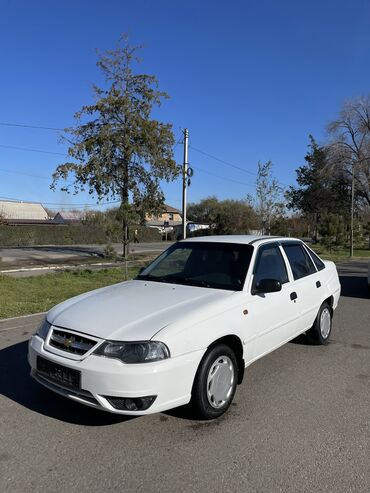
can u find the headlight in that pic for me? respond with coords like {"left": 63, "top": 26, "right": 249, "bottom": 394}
{"left": 93, "top": 341, "right": 170, "bottom": 364}
{"left": 36, "top": 318, "right": 51, "bottom": 340}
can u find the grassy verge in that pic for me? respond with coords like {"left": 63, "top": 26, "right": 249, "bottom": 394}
{"left": 0, "top": 252, "right": 156, "bottom": 271}
{"left": 0, "top": 267, "right": 139, "bottom": 320}
{"left": 310, "top": 244, "right": 370, "bottom": 263}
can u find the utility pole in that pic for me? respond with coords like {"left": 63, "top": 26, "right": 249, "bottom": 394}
{"left": 350, "top": 163, "right": 355, "bottom": 258}
{"left": 182, "top": 128, "right": 189, "bottom": 240}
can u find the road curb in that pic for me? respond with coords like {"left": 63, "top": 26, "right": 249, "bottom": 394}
{"left": 0, "top": 261, "right": 121, "bottom": 274}
{"left": 0, "top": 311, "right": 47, "bottom": 324}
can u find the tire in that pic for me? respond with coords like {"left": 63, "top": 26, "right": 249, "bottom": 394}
{"left": 307, "top": 302, "right": 332, "bottom": 345}
{"left": 190, "top": 344, "right": 238, "bottom": 420}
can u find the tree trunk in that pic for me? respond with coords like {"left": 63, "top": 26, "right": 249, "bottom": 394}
{"left": 122, "top": 216, "right": 129, "bottom": 259}
{"left": 314, "top": 212, "right": 319, "bottom": 243}
{"left": 121, "top": 160, "right": 129, "bottom": 260}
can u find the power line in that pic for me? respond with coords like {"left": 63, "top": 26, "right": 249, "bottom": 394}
{"left": 0, "top": 137, "right": 182, "bottom": 159}
{"left": 0, "top": 124, "right": 290, "bottom": 192}
{"left": 190, "top": 144, "right": 257, "bottom": 177}
{"left": 192, "top": 165, "right": 256, "bottom": 189}
{"left": 0, "top": 144, "right": 67, "bottom": 156}
{"left": 0, "top": 168, "right": 52, "bottom": 180}
{"left": 0, "top": 168, "right": 74, "bottom": 187}
{"left": 0, "top": 122, "right": 65, "bottom": 131}
{"left": 190, "top": 144, "right": 290, "bottom": 188}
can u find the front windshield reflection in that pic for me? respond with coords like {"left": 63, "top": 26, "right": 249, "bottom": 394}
{"left": 136, "top": 241, "right": 253, "bottom": 291}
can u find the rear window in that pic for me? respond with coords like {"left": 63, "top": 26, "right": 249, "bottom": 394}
{"left": 305, "top": 246, "right": 326, "bottom": 271}
{"left": 282, "top": 243, "right": 316, "bottom": 280}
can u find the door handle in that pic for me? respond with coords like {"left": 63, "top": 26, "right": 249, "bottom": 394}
{"left": 316, "top": 281, "right": 321, "bottom": 288}
{"left": 290, "top": 292, "right": 297, "bottom": 301}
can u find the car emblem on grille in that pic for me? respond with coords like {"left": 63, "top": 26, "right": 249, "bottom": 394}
{"left": 63, "top": 337, "right": 74, "bottom": 348}
{"left": 50, "top": 329, "right": 95, "bottom": 354}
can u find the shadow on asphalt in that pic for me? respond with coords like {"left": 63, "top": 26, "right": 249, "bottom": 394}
{"left": 4, "top": 246, "right": 102, "bottom": 256}
{"left": 0, "top": 341, "right": 135, "bottom": 426}
{"left": 339, "top": 275, "right": 369, "bottom": 299}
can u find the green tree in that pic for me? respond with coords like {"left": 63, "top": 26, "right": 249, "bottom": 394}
{"left": 318, "top": 214, "right": 346, "bottom": 252}
{"left": 362, "top": 219, "right": 370, "bottom": 248}
{"left": 52, "top": 36, "right": 180, "bottom": 257}
{"left": 286, "top": 135, "right": 350, "bottom": 241}
{"left": 255, "top": 160, "right": 285, "bottom": 235}
{"left": 187, "top": 196, "right": 257, "bottom": 234}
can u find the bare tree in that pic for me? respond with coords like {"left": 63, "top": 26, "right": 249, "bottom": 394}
{"left": 327, "top": 96, "right": 370, "bottom": 255}
{"left": 328, "top": 97, "right": 370, "bottom": 205}
{"left": 255, "top": 161, "right": 285, "bottom": 235}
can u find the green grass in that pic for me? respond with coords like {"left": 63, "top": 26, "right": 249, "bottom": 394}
{"left": 0, "top": 267, "right": 139, "bottom": 320}
{"left": 310, "top": 244, "right": 370, "bottom": 263}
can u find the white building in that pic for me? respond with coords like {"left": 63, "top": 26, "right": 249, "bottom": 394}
{"left": 0, "top": 200, "right": 49, "bottom": 224}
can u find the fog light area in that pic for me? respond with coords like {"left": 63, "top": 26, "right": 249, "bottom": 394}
{"left": 104, "top": 395, "right": 157, "bottom": 411}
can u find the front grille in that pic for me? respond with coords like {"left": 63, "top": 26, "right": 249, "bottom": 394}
{"left": 49, "top": 329, "right": 97, "bottom": 355}
{"left": 33, "top": 371, "right": 99, "bottom": 406}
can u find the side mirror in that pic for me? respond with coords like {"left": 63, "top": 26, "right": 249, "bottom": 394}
{"left": 138, "top": 266, "right": 145, "bottom": 275}
{"left": 254, "top": 278, "right": 282, "bottom": 294}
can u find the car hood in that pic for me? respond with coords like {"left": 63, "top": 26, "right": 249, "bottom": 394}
{"left": 47, "top": 279, "right": 233, "bottom": 341}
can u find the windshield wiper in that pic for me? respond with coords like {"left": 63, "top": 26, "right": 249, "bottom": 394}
{"left": 136, "top": 274, "right": 181, "bottom": 284}
{"left": 136, "top": 274, "right": 211, "bottom": 288}
{"left": 183, "top": 277, "right": 211, "bottom": 288}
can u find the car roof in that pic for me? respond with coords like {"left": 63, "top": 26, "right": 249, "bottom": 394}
{"left": 180, "top": 235, "right": 303, "bottom": 247}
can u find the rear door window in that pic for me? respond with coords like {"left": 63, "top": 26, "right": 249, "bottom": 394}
{"left": 282, "top": 244, "right": 316, "bottom": 280}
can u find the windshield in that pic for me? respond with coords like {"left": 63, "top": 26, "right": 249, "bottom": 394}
{"left": 136, "top": 241, "right": 253, "bottom": 291}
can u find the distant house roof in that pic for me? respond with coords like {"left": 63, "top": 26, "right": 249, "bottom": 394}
{"left": 162, "top": 204, "right": 182, "bottom": 214}
{"left": 53, "top": 211, "right": 85, "bottom": 223}
{"left": 0, "top": 200, "right": 49, "bottom": 222}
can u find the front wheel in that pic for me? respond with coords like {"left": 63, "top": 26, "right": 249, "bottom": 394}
{"left": 190, "top": 344, "right": 238, "bottom": 420}
{"left": 307, "top": 302, "right": 332, "bottom": 345}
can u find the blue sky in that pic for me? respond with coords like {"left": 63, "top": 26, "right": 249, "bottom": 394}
{"left": 1, "top": 0, "right": 370, "bottom": 211}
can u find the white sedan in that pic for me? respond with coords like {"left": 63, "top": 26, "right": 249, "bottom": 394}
{"left": 28, "top": 236, "right": 341, "bottom": 419}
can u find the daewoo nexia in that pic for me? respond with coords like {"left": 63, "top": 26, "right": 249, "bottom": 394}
{"left": 28, "top": 236, "right": 340, "bottom": 419}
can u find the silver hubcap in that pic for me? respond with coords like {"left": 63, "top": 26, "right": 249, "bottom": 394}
{"left": 320, "top": 308, "right": 331, "bottom": 339}
{"left": 206, "top": 355, "right": 234, "bottom": 409}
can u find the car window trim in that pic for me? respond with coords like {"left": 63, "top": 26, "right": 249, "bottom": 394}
{"left": 303, "top": 244, "right": 326, "bottom": 272}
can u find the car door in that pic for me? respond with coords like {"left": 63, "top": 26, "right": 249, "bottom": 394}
{"left": 281, "top": 242, "right": 322, "bottom": 331}
{"left": 246, "top": 243, "right": 300, "bottom": 361}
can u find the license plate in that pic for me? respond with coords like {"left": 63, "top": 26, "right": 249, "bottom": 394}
{"left": 37, "top": 356, "right": 81, "bottom": 391}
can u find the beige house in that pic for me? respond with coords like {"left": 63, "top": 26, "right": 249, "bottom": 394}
{"left": 145, "top": 204, "right": 182, "bottom": 227}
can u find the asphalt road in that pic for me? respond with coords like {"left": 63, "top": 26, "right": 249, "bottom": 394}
{"left": 0, "top": 242, "right": 171, "bottom": 264}
{"left": 0, "top": 269, "right": 369, "bottom": 492}
{"left": 0, "top": 242, "right": 172, "bottom": 277}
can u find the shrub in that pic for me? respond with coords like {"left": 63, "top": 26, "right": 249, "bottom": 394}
{"left": 0, "top": 224, "right": 160, "bottom": 247}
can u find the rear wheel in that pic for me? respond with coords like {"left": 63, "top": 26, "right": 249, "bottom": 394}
{"left": 190, "top": 344, "right": 238, "bottom": 420}
{"left": 307, "top": 302, "right": 332, "bottom": 345}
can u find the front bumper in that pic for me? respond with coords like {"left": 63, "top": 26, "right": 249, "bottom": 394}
{"left": 28, "top": 335, "right": 204, "bottom": 415}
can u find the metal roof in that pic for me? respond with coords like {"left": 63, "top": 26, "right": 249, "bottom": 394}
{"left": 54, "top": 211, "right": 85, "bottom": 220}
{"left": 0, "top": 200, "right": 49, "bottom": 221}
